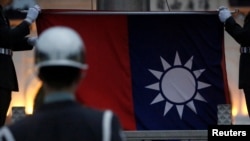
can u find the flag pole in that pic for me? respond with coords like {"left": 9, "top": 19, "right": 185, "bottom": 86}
{"left": 18, "top": 9, "right": 240, "bottom": 15}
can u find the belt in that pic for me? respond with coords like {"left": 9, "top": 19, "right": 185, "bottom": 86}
{"left": 240, "top": 47, "right": 250, "bottom": 53}
{"left": 0, "top": 48, "right": 12, "bottom": 56}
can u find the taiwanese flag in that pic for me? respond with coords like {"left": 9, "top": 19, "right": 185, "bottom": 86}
{"left": 36, "top": 10, "right": 231, "bottom": 130}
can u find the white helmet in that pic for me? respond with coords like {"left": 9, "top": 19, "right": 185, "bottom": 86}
{"left": 35, "top": 26, "right": 88, "bottom": 70}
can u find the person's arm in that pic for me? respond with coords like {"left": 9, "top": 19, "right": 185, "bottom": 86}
{"left": 102, "top": 110, "right": 126, "bottom": 141}
{"left": 218, "top": 6, "right": 250, "bottom": 45}
{"left": 8, "top": 22, "right": 32, "bottom": 51}
{"left": 9, "top": 5, "right": 40, "bottom": 51}
{"left": 225, "top": 16, "right": 250, "bottom": 45}
{"left": 110, "top": 114, "right": 126, "bottom": 141}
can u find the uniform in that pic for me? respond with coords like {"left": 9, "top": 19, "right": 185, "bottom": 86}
{"left": 0, "top": 5, "right": 34, "bottom": 126}
{"left": 224, "top": 16, "right": 250, "bottom": 88}
{"left": 0, "top": 93, "right": 126, "bottom": 141}
{"left": 221, "top": 9, "right": 250, "bottom": 115}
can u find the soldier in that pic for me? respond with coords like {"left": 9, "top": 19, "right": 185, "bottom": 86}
{"left": 218, "top": 6, "right": 250, "bottom": 117}
{"left": 0, "top": 0, "right": 40, "bottom": 127}
{"left": 0, "top": 26, "right": 126, "bottom": 141}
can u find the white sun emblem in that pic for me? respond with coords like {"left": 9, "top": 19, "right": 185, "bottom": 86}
{"left": 145, "top": 52, "right": 211, "bottom": 119}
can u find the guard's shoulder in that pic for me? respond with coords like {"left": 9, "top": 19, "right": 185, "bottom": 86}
{"left": 0, "top": 126, "right": 15, "bottom": 141}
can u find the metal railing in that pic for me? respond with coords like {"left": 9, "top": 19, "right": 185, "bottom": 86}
{"left": 124, "top": 130, "right": 208, "bottom": 141}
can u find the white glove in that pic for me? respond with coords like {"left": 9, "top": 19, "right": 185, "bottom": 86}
{"left": 27, "top": 37, "right": 37, "bottom": 46}
{"left": 218, "top": 6, "right": 231, "bottom": 23}
{"left": 218, "top": 6, "right": 227, "bottom": 11}
{"left": 24, "top": 5, "right": 41, "bottom": 24}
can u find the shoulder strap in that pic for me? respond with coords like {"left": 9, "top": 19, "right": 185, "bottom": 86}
{"left": 102, "top": 110, "right": 112, "bottom": 141}
{"left": 0, "top": 127, "right": 15, "bottom": 141}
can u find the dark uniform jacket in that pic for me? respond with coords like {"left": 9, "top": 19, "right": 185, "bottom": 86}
{"left": 0, "top": 5, "right": 33, "bottom": 91}
{"left": 0, "top": 100, "right": 126, "bottom": 141}
{"left": 224, "top": 16, "right": 250, "bottom": 89}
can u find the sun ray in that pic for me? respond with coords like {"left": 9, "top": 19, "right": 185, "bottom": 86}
{"left": 174, "top": 52, "right": 182, "bottom": 66}
{"left": 193, "top": 69, "right": 205, "bottom": 78}
{"left": 148, "top": 69, "right": 163, "bottom": 80}
{"left": 145, "top": 82, "right": 160, "bottom": 91}
{"left": 176, "top": 105, "right": 184, "bottom": 118}
{"left": 164, "top": 102, "right": 173, "bottom": 116}
{"left": 194, "top": 92, "right": 207, "bottom": 102}
{"left": 186, "top": 101, "right": 197, "bottom": 114}
{"left": 151, "top": 94, "right": 165, "bottom": 104}
{"left": 184, "top": 56, "right": 193, "bottom": 70}
{"left": 160, "top": 57, "right": 171, "bottom": 70}
{"left": 198, "top": 81, "right": 211, "bottom": 89}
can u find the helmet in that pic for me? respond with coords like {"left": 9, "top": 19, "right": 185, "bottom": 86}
{"left": 35, "top": 26, "right": 88, "bottom": 70}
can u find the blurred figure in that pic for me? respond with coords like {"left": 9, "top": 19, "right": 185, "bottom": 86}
{"left": 0, "top": 0, "right": 40, "bottom": 127}
{"left": 218, "top": 6, "right": 250, "bottom": 117}
{"left": 199, "top": 0, "right": 209, "bottom": 10}
{"left": 187, "top": 0, "right": 194, "bottom": 10}
{"left": 170, "top": 0, "right": 182, "bottom": 10}
{"left": 0, "top": 26, "right": 126, "bottom": 141}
